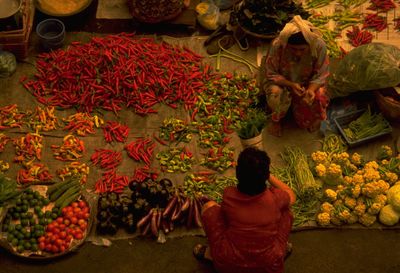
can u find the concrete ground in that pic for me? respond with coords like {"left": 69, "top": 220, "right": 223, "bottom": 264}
{"left": 1, "top": 1, "right": 400, "bottom": 273}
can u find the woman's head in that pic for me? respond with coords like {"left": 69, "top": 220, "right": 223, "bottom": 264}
{"left": 287, "top": 31, "right": 310, "bottom": 58}
{"left": 236, "top": 147, "right": 271, "bottom": 196}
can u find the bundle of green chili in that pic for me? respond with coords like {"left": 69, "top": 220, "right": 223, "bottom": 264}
{"left": 22, "top": 33, "right": 214, "bottom": 115}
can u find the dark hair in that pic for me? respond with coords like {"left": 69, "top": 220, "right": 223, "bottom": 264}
{"left": 236, "top": 147, "right": 271, "bottom": 196}
{"left": 287, "top": 31, "right": 308, "bottom": 45}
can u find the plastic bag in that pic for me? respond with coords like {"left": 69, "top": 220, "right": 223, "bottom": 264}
{"left": 196, "top": 1, "right": 221, "bottom": 30}
{"left": 0, "top": 51, "right": 17, "bottom": 78}
{"left": 327, "top": 43, "right": 400, "bottom": 98}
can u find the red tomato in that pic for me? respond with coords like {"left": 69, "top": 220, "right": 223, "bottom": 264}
{"left": 46, "top": 223, "right": 54, "bottom": 232}
{"left": 46, "top": 232, "right": 53, "bottom": 238}
{"left": 38, "top": 236, "right": 46, "bottom": 243}
{"left": 56, "top": 217, "right": 64, "bottom": 224}
{"left": 66, "top": 235, "right": 73, "bottom": 242}
{"left": 66, "top": 211, "right": 74, "bottom": 219}
{"left": 50, "top": 235, "right": 58, "bottom": 243}
{"left": 74, "top": 232, "right": 83, "bottom": 240}
{"left": 63, "top": 219, "right": 71, "bottom": 226}
{"left": 59, "top": 224, "right": 66, "bottom": 230}
{"left": 51, "top": 245, "right": 60, "bottom": 253}
{"left": 83, "top": 213, "right": 90, "bottom": 220}
{"left": 78, "top": 200, "right": 86, "bottom": 208}
{"left": 39, "top": 242, "right": 46, "bottom": 250}
{"left": 59, "top": 231, "right": 67, "bottom": 239}
{"left": 53, "top": 228, "right": 61, "bottom": 235}
{"left": 81, "top": 207, "right": 89, "bottom": 214}
{"left": 61, "top": 207, "right": 69, "bottom": 215}
{"left": 60, "top": 245, "right": 66, "bottom": 253}
{"left": 45, "top": 244, "right": 53, "bottom": 252}
{"left": 55, "top": 239, "right": 64, "bottom": 246}
{"left": 79, "top": 222, "right": 88, "bottom": 230}
{"left": 77, "top": 219, "right": 86, "bottom": 225}
{"left": 71, "top": 202, "right": 79, "bottom": 208}
{"left": 73, "top": 207, "right": 81, "bottom": 214}
{"left": 70, "top": 217, "right": 78, "bottom": 225}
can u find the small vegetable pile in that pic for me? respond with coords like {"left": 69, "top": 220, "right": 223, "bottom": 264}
{"left": 342, "top": 108, "right": 391, "bottom": 142}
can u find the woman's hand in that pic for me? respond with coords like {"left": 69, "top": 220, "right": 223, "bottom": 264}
{"left": 303, "top": 89, "right": 315, "bottom": 105}
{"left": 290, "top": 83, "right": 305, "bottom": 97}
{"left": 267, "top": 74, "right": 286, "bottom": 85}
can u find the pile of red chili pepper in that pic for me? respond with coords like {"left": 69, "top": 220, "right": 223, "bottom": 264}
{"left": 56, "top": 161, "right": 90, "bottom": 184}
{"left": 0, "top": 104, "right": 27, "bottom": 130}
{"left": 17, "top": 163, "right": 53, "bottom": 184}
{"left": 22, "top": 33, "right": 214, "bottom": 115}
{"left": 125, "top": 138, "right": 155, "bottom": 166}
{"left": 95, "top": 169, "right": 129, "bottom": 193}
{"left": 63, "top": 112, "right": 104, "bottom": 136}
{"left": 0, "top": 133, "right": 10, "bottom": 152}
{"left": 131, "top": 165, "right": 159, "bottom": 183}
{"left": 91, "top": 149, "right": 122, "bottom": 170}
{"left": 103, "top": 121, "right": 130, "bottom": 143}
{"left": 51, "top": 135, "right": 85, "bottom": 161}
{"left": 367, "top": 0, "right": 396, "bottom": 12}
{"left": 363, "top": 13, "right": 387, "bottom": 32}
{"left": 26, "top": 106, "right": 58, "bottom": 132}
{"left": 346, "top": 26, "right": 373, "bottom": 47}
{"left": 13, "top": 133, "right": 43, "bottom": 163}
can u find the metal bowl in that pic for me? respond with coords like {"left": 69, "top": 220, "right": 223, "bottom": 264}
{"left": 34, "top": 0, "right": 92, "bottom": 17}
{"left": 0, "top": 0, "right": 22, "bottom": 19}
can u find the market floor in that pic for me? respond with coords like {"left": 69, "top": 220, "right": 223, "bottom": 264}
{"left": 2, "top": 2, "right": 400, "bottom": 273}
{"left": 1, "top": 229, "right": 400, "bottom": 273}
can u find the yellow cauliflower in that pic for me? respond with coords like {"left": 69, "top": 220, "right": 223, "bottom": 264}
{"left": 367, "top": 202, "right": 383, "bottom": 215}
{"left": 363, "top": 168, "right": 380, "bottom": 182}
{"left": 329, "top": 213, "right": 342, "bottom": 225}
{"left": 351, "top": 184, "right": 361, "bottom": 198}
{"left": 327, "top": 163, "right": 342, "bottom": 176}
{"left": 311, "top": 151, "right": 328, "bottom": 163}
{"left": 362, "top": 181, "right": 382, "bottom": 198}
{"left": 343, "top": 176, "right": 353, "bottom": 185}
{"left": 316, "top": 212, "right": 331, "bottom": 226}
{"left": 384, "top": 172, "right": 398, "bottom": 185}
{"left": 325, "top": 189, "right": 337, "bottom": 201}
{"left": 344, "top": 196, "right": 357, "bottom": 209}
{"left": 315, "top": 163, "right": 326, "bottom": 177}
{"left": 320, "top": 202, "right": 334, "bottom": 214}
{"left": 358, "top": 213, "right": 377, "bottom": 227}
{"left": 373, "top": 194, "right": 387, "bottom": 206}
{"left": 338, "top": 209, "right": 351, "bottom": 221}
{"left": 354, "top": 203, "right": 366, "bottom": 216}
{"left": 351, "top": 152, "right": 363, "bottom": 166}
{"left": 347, "top": 212, "right": 358, "bottom": 224}
{"left": 352, "top": 174, "right": 364, "bottom": 184}
{"left": 377, "top": 145, "right": 393, "bottom": 160}
{"left": 364, "top": 161, "right": 379, "bottom": 170}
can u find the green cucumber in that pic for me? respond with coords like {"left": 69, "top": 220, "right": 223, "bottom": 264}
{"left": 49, "top": 179, "right": 79, "bottom": 202}
{"left": 47, "top": 178, "right": 73, "bottom": 196}
{"left": 59, "top": 192, "right": 81, "bottom": 209}
{"left": 54, "top": 184, "right": 81, "bottom": 208}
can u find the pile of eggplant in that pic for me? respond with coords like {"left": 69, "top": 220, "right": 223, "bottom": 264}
{"left": 96, "top": 178, "right": 173, "bottom": 235}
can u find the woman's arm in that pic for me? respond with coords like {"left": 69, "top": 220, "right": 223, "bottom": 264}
{"left": 268, "top": 175, "right": 296, "bottom": 205}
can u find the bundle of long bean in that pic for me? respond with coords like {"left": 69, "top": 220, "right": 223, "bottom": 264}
{"left": 343, "top": 109, "right": 391, "bottom": 142}
{"left": 272, "top": 166, "right": 321, "bottom": 227}
{"left": 280, "top": 146, "right": 321, "bottom": 195}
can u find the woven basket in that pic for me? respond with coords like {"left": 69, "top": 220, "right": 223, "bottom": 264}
{"left": 374, "top": 88, "right": 400, "bottom": 121}
{"left": 128, "top": 0, "right": 184, "bottom": 24}
{"left": 0, "top": 0, "right": 34, "bottom": 59}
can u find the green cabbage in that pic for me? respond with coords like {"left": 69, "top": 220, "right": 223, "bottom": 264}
{"left": 379, "top": 204, "right": 400, "bottom": 226}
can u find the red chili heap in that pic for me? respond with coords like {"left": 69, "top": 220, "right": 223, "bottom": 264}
{"left": 22, "top": 33, "right": 214, "bottom": 115}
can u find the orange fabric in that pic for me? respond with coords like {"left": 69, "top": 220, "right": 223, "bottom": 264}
{"left": 201, "top": 186, "right": 293, "bottom": 273}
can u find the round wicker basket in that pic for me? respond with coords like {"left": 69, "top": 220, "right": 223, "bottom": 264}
{"left": 374, "top": 88, "right": 400, "bottom": 121}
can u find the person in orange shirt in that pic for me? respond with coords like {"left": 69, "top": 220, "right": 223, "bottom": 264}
{"left": 193, "top": 147, "right": 296, "bottom": 273}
